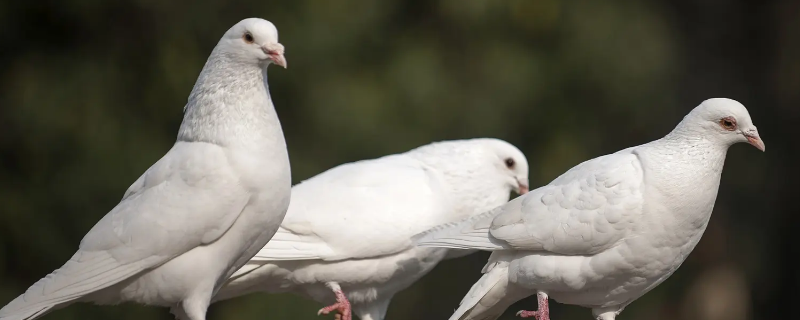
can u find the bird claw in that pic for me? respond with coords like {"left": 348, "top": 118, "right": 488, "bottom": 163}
{"left": 517, "top": 291, "right": 550, "bottom": 320}
{"left": 516, "top": 310, "right": 547, "bottom": 319}
{"left": 317, "top": 293, "right": 351, "bottom": 320}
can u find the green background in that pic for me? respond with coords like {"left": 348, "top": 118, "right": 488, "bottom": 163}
{"left": 0, "top": 1, "right": 796, "bottom": 319}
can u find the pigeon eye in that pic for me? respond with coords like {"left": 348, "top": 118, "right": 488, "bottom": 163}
{"left": 719, "top": 117, "right": 737, "bottom": 131}
{"left": 243, "top": 32, "right": 254, "bottom": 44}
{"left": 504, "top": 158, "right": 515, "bottom": 169}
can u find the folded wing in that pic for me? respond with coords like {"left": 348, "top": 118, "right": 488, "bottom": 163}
{"left": 251, "top": 154, "right": 451, "bottom": 262}
{"left": 417, "top": 149, "right": 644, "bottom": 256}
{"left": 0, "top": 142, "right": 251, "bottom": 320}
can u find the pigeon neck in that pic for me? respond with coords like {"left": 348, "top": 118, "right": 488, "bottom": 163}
{"left": 637, "top": 133, "right": 729, "bottom": 229}
{"left": 424, "top": 160, "right": 512, "bottom": 221}
{"left": 646, "top": 132, "right": 729, "bottom": 190}
{"left": 177, "top": 53, "right": 286, "bottom": 151}
{"left": 451, "top": 176, "right": 512, "bottom": 220}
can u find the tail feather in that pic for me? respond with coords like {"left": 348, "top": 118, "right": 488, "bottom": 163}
{"left": 213, "top": 262, "right": 290, "bottom": 303}
{"left": 413, "top": 205, "right": 509, "bottom": 251}
{"left": 249, "top": 226, "right": 334, "bottom": 261}
{"left": 449, "top": 253, "right": 531, "bottom": 320}
{"left": 0, "top": 251, "right": 147, "bottom": 320}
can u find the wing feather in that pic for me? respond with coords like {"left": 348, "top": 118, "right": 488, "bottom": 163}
{"left": 254, "top": 154, "right": 450, "bottom": 261}
{"left": 417, "top": 150, "right": 644, "bottom": 256}
{"left": 0, "top": 141, "right": 252, "bottom": 319}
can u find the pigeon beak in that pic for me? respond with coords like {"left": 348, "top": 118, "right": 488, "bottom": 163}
{"left": 516, "top": 178, "right": 529, "bottom": 195}
{"left": 262, "top": 44, "right": 287, "bottom": 69}
{"left": 743, "top": 130, "right": 765, "bottom": 152}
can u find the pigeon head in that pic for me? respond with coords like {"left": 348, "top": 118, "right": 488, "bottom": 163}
{"left": 218, "top": 18, "right": 287, "bottom": 68}
{"left": 410, "top": 139, "right": 530, "bottom": 196}
{"left": 483, "top": 139, "right": 531, "bottom": 195}
{"left": 677, "top": 98, "right": 765, "bottom": 152}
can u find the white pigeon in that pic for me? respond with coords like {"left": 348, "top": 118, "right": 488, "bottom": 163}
{"left": 414, "top": 98, "right": 765, "bottom": 320}
{"left": 0, "top": 18, "right": 291, "bottom": 320}
{"left": 212, "top": 138, "right": 531, "bottom": 320}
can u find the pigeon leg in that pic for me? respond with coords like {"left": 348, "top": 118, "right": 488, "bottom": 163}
{"left": 516, "top": 291, "right": 550, "bottom": 320}
{"left": 317, "top": 282, "right": 352, "bottom": 320}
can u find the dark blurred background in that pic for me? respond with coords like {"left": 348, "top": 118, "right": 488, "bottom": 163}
{"left": 0, "top": 0, "right": 797, "bottom": 319}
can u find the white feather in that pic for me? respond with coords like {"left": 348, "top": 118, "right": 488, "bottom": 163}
{"left": 416, "top": 98, "right": 765, "bottom": 320}
{"left": 216, "top": 138, "right": 531, "bottom": 320}
{"left": 0, "top": 18, "right": 292, "bottom": 320}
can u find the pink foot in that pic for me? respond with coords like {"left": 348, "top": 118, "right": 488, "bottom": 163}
{"left": 317, "top": 283, "right": 351, "bottom": 320}
{"left": 516, "top": 292, "right": 550, "bottom": 320}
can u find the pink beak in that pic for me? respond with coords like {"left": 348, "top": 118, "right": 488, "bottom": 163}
{"left": 744, "top": 132, "right": 765, "bottom": 152}
{"left": 517, "top": 180, "right": 529, "bottom": 195}
{"left": 262, "top": 45, "right": 287, "bottom": 69}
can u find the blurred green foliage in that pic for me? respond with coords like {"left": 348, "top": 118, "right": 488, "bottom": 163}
{"left": 0, "top": 1, "right": 797, "bottom": 320}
